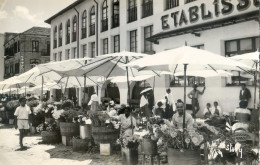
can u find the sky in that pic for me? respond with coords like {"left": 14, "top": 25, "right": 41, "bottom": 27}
{"left": 0, "top": 0, "right": 77, "bottom": 33}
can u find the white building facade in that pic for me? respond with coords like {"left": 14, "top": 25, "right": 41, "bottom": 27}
{"left": 0, "top": 33, "right": 4, "bottom": 81}
{"left": 46, "top": 0, "right": 259, "bottom": 116}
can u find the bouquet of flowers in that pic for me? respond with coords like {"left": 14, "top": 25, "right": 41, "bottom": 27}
{"left": 36, "top": 121, "right": 59, "bottom": 133}
{"left": 52, "top": 108, "right": 64, "bottom": 120}
{"left": 88, "top": 111, "right": 110, "bottom": 127}
{"left": 6, "top": 100, "right": 19, "bottom": 111}
{"left": 61, "top": 99, "right": 74, "bottom": 109}
{"left": 60, "top": 109, "right": 82, "bottom": 123}
{"left": 117, "top": 134, "right": 140, "bottom": 149}
{"left": 27, "top": 100, "right": 39, "bottom": 108}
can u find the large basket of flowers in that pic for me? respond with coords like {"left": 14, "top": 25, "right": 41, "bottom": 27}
{"left": 89, "top": 111, "right": 120, "bottom": 144}
{"left": 59, "top": 109, "right": 81, "bottom": 136}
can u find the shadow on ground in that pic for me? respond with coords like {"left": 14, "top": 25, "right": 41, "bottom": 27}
{"left": 44, "top": 143, "right": 122, "bottom": 165}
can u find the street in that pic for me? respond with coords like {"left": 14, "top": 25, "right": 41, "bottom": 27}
{"left": 0, "top": 124, "right": 121, "bottom": 165}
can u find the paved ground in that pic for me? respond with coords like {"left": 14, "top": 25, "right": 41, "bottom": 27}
{"left": 0, "top": 124, "right": 123, "bottom": 165}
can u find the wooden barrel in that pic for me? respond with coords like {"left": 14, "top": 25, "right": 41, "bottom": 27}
{"left": 41, "top": 131, "right": 61, "bottom": 144}
{"left": 80, "top": 124, "right": 92, "bottom": 139}
{"left": 72, "top": 138, "right": 91, "bottom": 152}
{"left": 121, "top": 147, "right": 139, "bottom": 165}
{"left": 167, "top": 148, "right": 201, "bottom": 165}
{"left": 60, "top": 122, "right": 79, "bottom": 136}
{"left": 92, "top": 126, "right": 119, "bottom": 144}
{"left": 142, "top": 138, "right": 158, "bottom": 155}
{"left": 236, "top": 113, "right": 250, "bottom": 123}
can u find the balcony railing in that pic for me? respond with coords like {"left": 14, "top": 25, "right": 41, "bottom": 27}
{"left": 101, "top": 19, "right": 108, "bottom": 32}
{"left": 112, "top": 14, "right": 119, "bottom": 28}
{"left": 142, "top": 1, "right": 153, "bottom": 18}
{"left": 166, "top": 0, "right": 179, "bottom": 10}
{"left": 89, "top": 24, "right": 95, "bottom": 36}
{"left": 128, "top": 7, "right": 137, "bottom": 23}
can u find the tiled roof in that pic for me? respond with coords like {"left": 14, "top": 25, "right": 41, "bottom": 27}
{"left": 22, "top": 27, "right": 50, "bottom": 36}
{"left": 4, "top": 33, "right": 18, "bottom": 43}
{"left": 45, "top": 0, "right": 85, "bottom": 24}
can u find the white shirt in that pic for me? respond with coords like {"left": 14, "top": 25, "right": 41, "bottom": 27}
{"left": 88, "top": 94, "right": 98, "bottom": 105}
{"left": 14, "top": 105, "right": 31, "bottom": 119}
{"left": 165, "top": 92, "right": 176, "bottom": 111}
{"left": 140, "top": 95, "right": 148, "bottom": 107}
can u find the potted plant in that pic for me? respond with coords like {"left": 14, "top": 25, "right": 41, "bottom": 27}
{"left": 89, "top": 111, "right": 120, "bottom": 144}
{"left": 157, "top": 122, "right": 219, "bottom": 165}
{"left": 28, "top": 100, "right": 44, "bottom": 134}
{"left": 37, "top": 120, "right": 61, "bottom": 144}
{"left": 117, "top": 134, "right": 140, "bottom": 165}
{"left": 77, "top": 114, "right": 92, "bottom": 140}
{"left": 59, "top": 109, "right": 81, "bottom": 137}
{"left": 5, "top": 99, "right": 19, "bottom": 124}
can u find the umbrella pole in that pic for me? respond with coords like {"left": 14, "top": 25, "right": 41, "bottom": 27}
{"left": 126, "top": 57, "right": 133, "bottom": 135}
{"left": 183, "top": 64, "right": 188, "bottom": 130}
{"left": 25, "top": 86, "right": 26, "bottom": 96}
{"left": 83, "top": 74, "right": 86, "bottom": 101}
{"left": 254, "top": 63, "right": 258, "bottom": 110}
{"left": 41, "top": 76, "right": 44, "bottom": 101}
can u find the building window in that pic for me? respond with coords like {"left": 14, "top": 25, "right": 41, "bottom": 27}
{"left": 166, "top": 0, "right": 179, "bottom": 10}
{"left": 91, "top": 42, "right": 95, "bottom": 57}
{"left": 66, "top": 49, "right": 70, "bottom": 60}
{"left": 170, "top": 75, "right": 205, "bottom": 87}
{"left": 66, "top": 19, "right": 70, "bottom": 44}
{"left": 47, "top": 41, "right": 50, "bottom": 55}
{"left": 30, "top": 59, "right": 41, "bottom": 68}
{"left": 185, "top": 0, "right": 196, "bottom": 4}
{"left": 82, "top": 10, "right": 87, "bottom": 39}
{"left": 53, "top": 26, "right": 57, "bottom": 48}
{"left": 225, "top": 36, "right": 259, "bottom": 86}
{"left": 191, "top": 44, "right": 204, "bottom": 49}
{"left": 72, "top": 15, "right": 77, "bottom": 42}
{"left": 90, "top": 6, "right": 95, "bottom": 36}
{"left": 128, "top": 0, "right": 137, "bottom": 23}
{"left": 14, "top": 42, "right": 18, "bottom": 54}
{"left": 142, "top": 0, "right": 153, "bottom": 18}
{"left": 114, "top": 35, "right": 120, "bottom": 53}
{"left": 83, "top": 44, "right": 87, "bottom": 58}
{"left": 101, "top": 0, "right": 108, "bottom": 32}
{"left": 130, "top": 30, "right": 137, "bottom": 52}
{"left": 225, "top": 36, "right": 259, "bottom": 57}
{"left": 144, "top": 25, "right": 153, "bottom": 53}
{"left": 15, "top": 62, "right": 19, "bottom": 74}
{"left": 112, "top": 0, "right": 119, "bottom": 28}
{"left": 17, "top": 41, "right": 20, "bottom": 52}
{"left": 59, "top": 23, "right": 63, "bottom": 47}
{"left": 73, "top": 47, "right": 77, "bottom": 59}
{"left": 103, "top": 38, "right": 108, "bottom": 54}
{"left": 58, "top": 52, "right": 62, "bottom": 61}
{"left": 32, "top": 41, "right": 39, "bottom": 52}
{"left": 53, "top": 53, "right": 57, "bottom": 61}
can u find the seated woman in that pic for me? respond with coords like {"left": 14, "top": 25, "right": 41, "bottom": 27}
{"left": 203, "top": 103, "right": 212, "bottom": 119}
{"left": 152, "top": 101, "right": 165, "bottom": 118}
{"left": 234, "top": 101, "right": 251, "bottom": 123}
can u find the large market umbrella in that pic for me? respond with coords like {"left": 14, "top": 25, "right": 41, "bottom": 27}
{"left": 126, "top": 46, "right": 254, "bottom": 130}
{"left": 230, "top": 51, "right": 259, "bottom": 109}
{"left": 16, "top": 58, "right": 97, "bottom": 100}
{"left": 174, "top": 70, "right": 232, "bottom": 78}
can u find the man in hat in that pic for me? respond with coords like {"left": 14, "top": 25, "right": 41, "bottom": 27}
{"left": 188, "top": 84, "right": 206, "bottom": 118}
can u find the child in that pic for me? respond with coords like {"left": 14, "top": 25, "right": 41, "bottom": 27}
{"left": 14, "top": 97, "right": 31, "bottom": 151}
{"left": 153, "top": 101, "right": 165, "bottom": 118}
{"left": 203, "top": 103, "right": 212, "bottom": 119}
{"left": 213, "top": 101, "right": 222, "bottom": 117}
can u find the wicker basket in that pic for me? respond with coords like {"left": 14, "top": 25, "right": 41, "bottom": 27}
{"left": 92, "top": 126, "right": 119, "bottom": 144}
{"left": 60, "top": 122, "right": 79, "bottom": 136}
